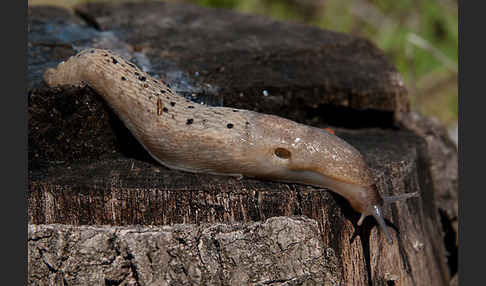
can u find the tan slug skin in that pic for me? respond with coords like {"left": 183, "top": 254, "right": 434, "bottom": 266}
{"left": 44, "top": 49, "right": 417, "bottom": 244}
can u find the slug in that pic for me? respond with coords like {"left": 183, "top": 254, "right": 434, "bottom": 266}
{"left": 43, "top": 49, "right": 417, "bottom": 244}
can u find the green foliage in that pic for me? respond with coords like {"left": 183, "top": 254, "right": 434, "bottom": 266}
{"left": 195, "top": 0, "right": 241, "bottom": 9}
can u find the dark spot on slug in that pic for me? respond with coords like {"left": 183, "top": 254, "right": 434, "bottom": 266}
{"left": 161, "top": 90, "right": 166, "bottom": 94}
{"left": 170, "top": 102, "right": 176, "bottom": 106}
{"left": 246, "top": 122, "right": 250, "bottom": 125}
{"left": 112, "top": 57, "right": 118, "bottom": 64}
{"left": 143, "top": 83, "right": 149, "bottom": 88}
{"left": 139, "top": 76, "right": 146, "bottom": 81}
{"left": 274, "top": 148, "right": 291, "bottom": 159}
{"left": 227, "top": 123, "right": 234, "bottom": 129}
{"left": 171, "top": 114, "right": 175, "bottom": 119}
{"left": 90, "top": 50, "right": 95, "bottom": 53}
{"left": 186, "top": 119, "right": 194, "bottom": 125}
{"left": 103, "top": 53, "right": 108, "bottom": 56}
{"left": 128, "top": 63, "right": 135, "bottom": 68}
{"left": 162, "top": 107, "right": 168, "bottom": 113}
{"left": 121, "top": 76, "right": 126, "bottom": 81}
{"left": 233, "top": 110, "right": 239, "bottom": 112}
{"left": 135, "top": 72, "right": 140, "bottom": 76}
{"left": 187, "top": 106, "right": 194, "bottom": 109}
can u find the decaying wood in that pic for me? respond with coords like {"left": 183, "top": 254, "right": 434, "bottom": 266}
{"left": 28, "top": 2, "right": 457, "bottom": 285}
{"left": 28, "top": 217, "right": 342, "bottom": 285}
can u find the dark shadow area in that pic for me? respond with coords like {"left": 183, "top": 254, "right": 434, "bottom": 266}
{"left": 439, "top": 209, "right": 458, "bottom": 277}
{"left": 105, "top": 107, "right": 157, "bottom": 165}
{"left": 74, "top": 8, "right": 102, "bottom": 31}
{"left": 306, "top": 104, "right": 397, "bottom": 129}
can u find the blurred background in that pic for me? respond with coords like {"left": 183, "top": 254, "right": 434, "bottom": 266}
{"left": 28, "top": 0, "right": 458, "bottom": 143}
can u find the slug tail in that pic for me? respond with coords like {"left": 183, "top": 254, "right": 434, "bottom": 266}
{"left": 43, "top": 49, "right": 103, "bottom": 88}
{"left": 43, "top": 61, "right": 86, "bottom": 88}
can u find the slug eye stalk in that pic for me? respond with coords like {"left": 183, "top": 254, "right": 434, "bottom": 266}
{"left": 358, "top": 192, "right": 419, "bottom": 244}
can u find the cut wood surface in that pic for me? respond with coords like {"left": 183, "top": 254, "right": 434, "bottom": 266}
{"left": 28, "top": 2, "right": 457, "bottom": 285}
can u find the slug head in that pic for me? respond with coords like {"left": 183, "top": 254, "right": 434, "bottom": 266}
{"left": 244, "top": 113, "right": 418, "bottom": 244}
{"left": 244, "top": 112, "right": 378, "bottom": 198}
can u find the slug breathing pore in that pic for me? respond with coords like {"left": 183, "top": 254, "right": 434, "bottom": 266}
{"left": 43, "top": 49, "right": 418, "bottom": 244}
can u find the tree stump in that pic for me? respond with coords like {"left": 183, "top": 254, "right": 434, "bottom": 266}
{"left": 28, "top": 2, "right": 457, "bottom": 285}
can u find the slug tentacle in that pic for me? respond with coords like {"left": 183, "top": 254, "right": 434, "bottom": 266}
{"left": 43, "top": 48, "right": 419, "bottom": 245}
{"left": 358, "top": 191, "right": 419, "bottom": 244}
{"left": 383, "top": 192, "right": 419, "bottom": 205}
{"left": 370, "top": 205, "right": 393, "bottom": 244}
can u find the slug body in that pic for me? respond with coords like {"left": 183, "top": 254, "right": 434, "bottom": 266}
{"left": 44, "top": 49, "right": 417, "bottom": 244}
